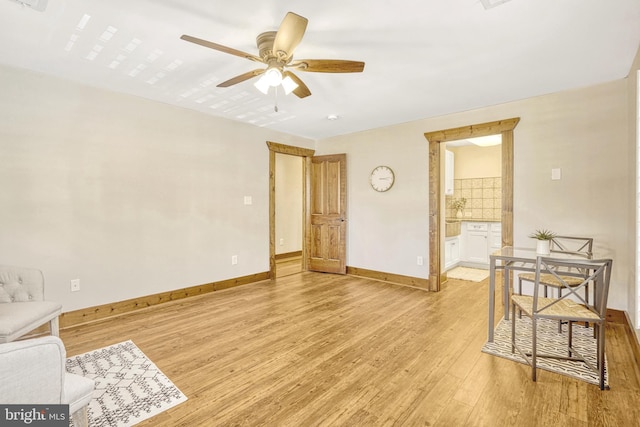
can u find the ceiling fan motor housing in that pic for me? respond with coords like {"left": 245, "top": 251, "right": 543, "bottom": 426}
{"left": 256, "top": 31, "right": 278, "bottom": 61}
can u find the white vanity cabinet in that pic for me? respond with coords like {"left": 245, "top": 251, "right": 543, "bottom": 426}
{"left": 461, "top": 221, "right": 501, "bottom": 268}
{"left": 444, "top": 235, "right": 460, "bottom": 270}
{"left": 464, "top": 222, "right": 489, "bottom": 264}
{"left": 489, "top": 222, "right": 502, "bottom": 253}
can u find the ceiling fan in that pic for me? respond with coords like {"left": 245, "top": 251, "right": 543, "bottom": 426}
{"left": 180, "top": 12, "right": 365, "bottom": 98}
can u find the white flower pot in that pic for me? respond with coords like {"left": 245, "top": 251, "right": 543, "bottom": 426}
{"left": 536, "top": 239, "right": 551, "bottom": 255}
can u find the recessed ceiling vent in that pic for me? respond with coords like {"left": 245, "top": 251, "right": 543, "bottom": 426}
{"left": 479, "top": 0, "right": 512, "bottom": 10}
{"left": 7, "top": 0, "right": 47, "bottom": 12}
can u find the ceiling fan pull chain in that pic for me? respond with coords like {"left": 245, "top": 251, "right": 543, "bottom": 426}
{"left": 274, "top": 86, "right": 279, "bottom": 112}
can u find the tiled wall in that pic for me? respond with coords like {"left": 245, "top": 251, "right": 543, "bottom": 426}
{"left": 446, "top": 177, "right": 502, "bottom": 221}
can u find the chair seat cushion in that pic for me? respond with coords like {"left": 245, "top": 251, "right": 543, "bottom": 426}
{"left": 518, "top": 272, "right": 583, "bottom": 287}
{"left": 511, "top": 294, "right": 601, "bottom": 321}
{"left": 0, "top": 301, "right": 62, "bottom": 342}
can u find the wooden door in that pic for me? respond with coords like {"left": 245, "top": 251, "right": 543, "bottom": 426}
{"left": 308, "top": 154, "right": 347, "bottom": 274}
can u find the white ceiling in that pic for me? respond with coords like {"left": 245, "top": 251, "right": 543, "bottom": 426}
{"left": 1, "top": 0, "right": 639, "bottom": 140}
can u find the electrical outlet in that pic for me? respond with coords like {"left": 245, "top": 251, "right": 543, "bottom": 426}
{"left": 70, "top": 279, "right": 80, "bottom": 292}
{"left": 279, "top": 238, "right": 284, "bottom": 246}
{"left": 417, "top": 256, "right": 424, "bottom": 266}
{"left": 231, "top": 255, "right": 238, "bottom": 265}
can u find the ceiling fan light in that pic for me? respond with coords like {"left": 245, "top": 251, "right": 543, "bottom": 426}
{"left": 254, "top": 75, "right": 270, "bottom": 94}
{"left": 281, "top": 76, "right": 298, "bottom": 95}
{"left": 467, "top": 134, "right": 502, "bottom": 147}
{"left": 264, "top": 67, "right": 282, "bottom": 87}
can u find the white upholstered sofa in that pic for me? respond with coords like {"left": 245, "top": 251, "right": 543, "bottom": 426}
{"left": 0, "top": 336, "right": 95, "bottom": 427}
{"left": 0, "top": 265, "right": 62, "bottom": 343}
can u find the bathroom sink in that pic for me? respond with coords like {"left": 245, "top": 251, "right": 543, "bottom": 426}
{"left": 445, "top": 220, "right": 461, "bottom": 237}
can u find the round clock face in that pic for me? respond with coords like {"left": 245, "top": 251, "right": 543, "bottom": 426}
{"left": 370, "top": 165, "right": 395, "bottom": 192}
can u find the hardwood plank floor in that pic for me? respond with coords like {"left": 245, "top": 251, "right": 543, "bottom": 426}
{"left": 275, "top": 255, "right": 303, "bottom": 278}
{"left": 60, "top": 272, "right": 640, "bottom": 426}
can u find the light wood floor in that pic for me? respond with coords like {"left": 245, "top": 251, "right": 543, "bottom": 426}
{"left": 60, "top": 272, "right": 640, "bottom": 426}
{"left": 275, "top": 255, "right": 303, "bottom": 278}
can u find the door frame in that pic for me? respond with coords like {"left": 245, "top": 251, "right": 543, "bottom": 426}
{"left": 424, "top": 118, "right": 519, "bottom": 291}
{"left": 267, "top": 141, "right": 315, "bottom": 279}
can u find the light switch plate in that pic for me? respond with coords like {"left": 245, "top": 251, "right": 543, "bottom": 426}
{"left": 551, "top": 168, "right": 561, "bottom": 180}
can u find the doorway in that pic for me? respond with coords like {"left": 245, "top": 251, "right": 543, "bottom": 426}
{"left": 267, "top": 142, "right": 348, "bottom": 279}
{"left": 424, "top": 118, "right": 519, "bottom": 291}
{"left": 267, "top": 142, "right": 315, "bottom": 279}
{"left": 274, "top": 152, "right": 304, "bottom": 277}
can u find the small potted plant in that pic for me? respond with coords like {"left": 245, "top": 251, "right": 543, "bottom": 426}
{"left": 529, "top": 229, "right": 556, "bottom": 255}
{"left": 451, "top": 197, "right": 467, "bottom": 219}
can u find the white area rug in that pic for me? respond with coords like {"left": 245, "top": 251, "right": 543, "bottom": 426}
{"left": 447, "top": 266, "right": 489, "bottom": 282}
{"left": 66, "top": 340, "right": 187, "bottom": 427}
{"left": 482, "top": 317, "right": 608, "bottom": 387}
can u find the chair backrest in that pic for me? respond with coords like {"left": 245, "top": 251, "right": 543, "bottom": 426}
{"left": 532, "top": 257, "right": 613, "bottom": 320}
{"left": 550, "top": 236, "right": 594, "bottom": 257}
{"left": 0, "top": 265, "right": 45, "bottom": 303}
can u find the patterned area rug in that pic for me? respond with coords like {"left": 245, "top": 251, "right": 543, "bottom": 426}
{"left": 482, "top": 317, "right": 608, "bottom": 387}
{"left": 447, "top": 266, "right": 489, "bottom": 282}
{"left": 66, "top": 340, "right": 187, "bottom": 427}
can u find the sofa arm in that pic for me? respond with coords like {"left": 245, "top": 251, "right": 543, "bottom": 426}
{"left": 0, "top": 336, "right": 65, "bottom": 404}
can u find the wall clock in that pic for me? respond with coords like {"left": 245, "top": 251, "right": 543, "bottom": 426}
{"left": 370, "top": 165, "right": 395, "bottom": 192}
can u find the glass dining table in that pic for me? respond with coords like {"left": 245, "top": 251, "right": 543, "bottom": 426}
{"left": 487, "top": 246, "right": 593, "bottom": 342}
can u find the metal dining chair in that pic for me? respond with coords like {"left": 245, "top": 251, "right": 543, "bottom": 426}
{"left": 516, "top": 236, "right": 594, "bottom": 331}
{"left": 517, "top": 236, "right": 594, "bottom": 298}
{"left": 511, "top": 256, "right": 613, "bottom": 390}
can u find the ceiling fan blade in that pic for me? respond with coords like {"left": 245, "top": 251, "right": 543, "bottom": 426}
{"left": 283, "top": 71, "right": 311, "bottom": 98}
{"left": 272, "top": 12, "right": 308, "bottom": 61}
{"left": 180, "top": 35, "right": 263, "bottom": 63}
{"left": 217, "top": 69, "right": 265, "bottom": 88}
{"left": 289, "top": 59, "right": 365, "bottom": 73}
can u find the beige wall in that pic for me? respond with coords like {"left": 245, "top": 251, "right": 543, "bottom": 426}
{"left": 317, "top": 78, "right": 630, "bottom": 311}
{"left": 449, "top": 145, "right": 502, "bottom": 179}
{"left": 0, "top": 64, "right": 312, "bottom": 312}
{"left": 275, "top": 153, "right": 303, "bottom": 254}
{"left": 627, "top": 43, "right": 640, "bottom": 329}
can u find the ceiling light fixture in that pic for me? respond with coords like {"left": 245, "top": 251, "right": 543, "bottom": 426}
{"left": 280, "top": 76, "right": 298, "bottom": 95}
{"left": 7, "top": 0, "right": 47, "bottom": 12}
{"left": 253, "top": 76, "right": 270, "bottom": 95}
{"left": 479, "top": 0, "right": 512, "bottom": 10}
{"left": 466, "top": 134, "right": 502, "bottom": 147}
{"left": 254, "top": 67, "right": 298, "bottom": 96}
{"left": 264, "top": 68, "right": 282, "bottom": 86}
{"left": 327, "top": 114, "right": 339, "bottom": 121}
